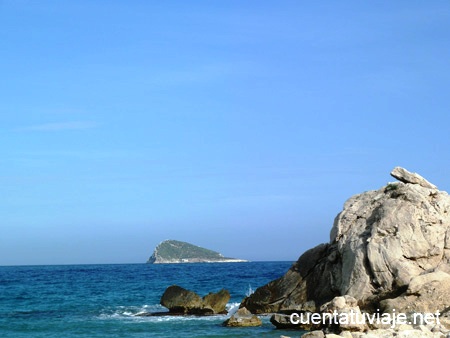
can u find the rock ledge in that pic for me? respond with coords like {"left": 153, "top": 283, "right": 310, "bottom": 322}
{"left": 390, "top": 166, "right": 437, "bottom": 189}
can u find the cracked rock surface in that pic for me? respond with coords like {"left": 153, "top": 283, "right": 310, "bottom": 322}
{"left": 241, "top": 167, "right": 450, "bottom": 327}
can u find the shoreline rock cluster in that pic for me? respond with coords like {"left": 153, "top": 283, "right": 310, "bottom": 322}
{"left": 138, "top": 284, "right": 264, "bottom": 327}
{"left": 140, "top": 168, "right": 450, "bottom": 337}
{"left": 240, "top": 167, "right": 450, "bottom": 337}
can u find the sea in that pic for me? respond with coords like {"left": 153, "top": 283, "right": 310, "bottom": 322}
{"left": 0, "top": 261, "right": 307, "bottom": 337}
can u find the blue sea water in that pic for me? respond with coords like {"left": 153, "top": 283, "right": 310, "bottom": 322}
{"left": 0, "top": 262, "right": 306, "bottom": 337}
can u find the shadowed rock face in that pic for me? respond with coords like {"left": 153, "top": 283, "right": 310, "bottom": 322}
{"left": 161, "top": 285, "right": 203, "bottom": 314}
{"left": 241, "top": 168, "right": 450, "bottom": 323}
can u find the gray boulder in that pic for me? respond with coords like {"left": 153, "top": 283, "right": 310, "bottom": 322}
{"left": 241, "top": 167, "right": 450, "bottom": 331}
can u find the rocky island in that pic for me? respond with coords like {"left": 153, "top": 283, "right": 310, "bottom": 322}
{"left": 147, "top": 240, "right": 247, "bottom": 264}
{"left": 238, "top": 167, "right": 450, "bottom": 337}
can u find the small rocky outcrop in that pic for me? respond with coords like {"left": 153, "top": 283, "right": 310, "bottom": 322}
{"left": 241, "top": 167, "right": 450, "bottom": 332}
{"left": 160, "top": 285, "right": 230, "bottom": 315}
{"left": 391, "top": 166, "right": 437, "bottom": 189}
{"left": 222, "top": 307, "right": 262, "bottom": 327}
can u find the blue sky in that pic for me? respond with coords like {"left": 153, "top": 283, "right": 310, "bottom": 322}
{"left": 1, "top": 1, "right": 450, "bottom": 265}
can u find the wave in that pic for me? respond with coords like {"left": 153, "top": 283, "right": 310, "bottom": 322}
{"left": 226, "top": 302, "right": 240, "bottom": 316}
{"left": 246, "top": 284, "right": 255, "bottom": 297}
{"left": 98, "top": 303, "right": 239, "bottom": 322}
{"left": 98, "top": 304, "right": 164, "bottom": 319}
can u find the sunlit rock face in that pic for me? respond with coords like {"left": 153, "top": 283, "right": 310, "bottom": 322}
{"left": 241, "top": 167, "right": 450, "bottom": 330}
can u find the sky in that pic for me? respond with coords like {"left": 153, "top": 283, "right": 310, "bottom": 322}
{"left": 1, "top": 1, "right": 450, "bottom": 265}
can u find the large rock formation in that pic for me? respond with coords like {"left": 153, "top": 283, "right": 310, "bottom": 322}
{"left": 147, "top": 240, "right": 247, "bottom": 264}
{"left": 241, "top": 167, "right": 450, "bottom": 328}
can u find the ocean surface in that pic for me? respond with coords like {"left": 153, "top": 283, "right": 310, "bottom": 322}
{"left": 0, "top": 261, "right": 307, "bottom": 337}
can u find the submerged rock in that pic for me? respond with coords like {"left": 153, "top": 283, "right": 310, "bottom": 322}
{"left": 241, "top": 167, "right": 450, "bottom": 331}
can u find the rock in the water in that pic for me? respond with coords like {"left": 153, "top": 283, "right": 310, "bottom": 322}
{"left": 160, "top": 285, "right": 203, "bottom": 314}
{"left": 241, "top": 167, "right": 450, "bottom": 332}
{"left": 222, "top": 307, "right": 262, "bottom": 327}
{"left": 202, "top": 289, "right": 231, "bottom": 314}
{"left": 160, "top": 285, "right": 230, "bottom": 315}
{"left": 390, "top": 166, "right": 437, "bottom": 189}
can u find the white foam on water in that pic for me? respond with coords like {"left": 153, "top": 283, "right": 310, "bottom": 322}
{"left": 226, "top": 302, "right": 241, "bottom": 316}
{"left": 98, "top": 304, "right": 166, "bottom": 320}
{"left": 97, "top": 304, "right": 228, "bottom": 323}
